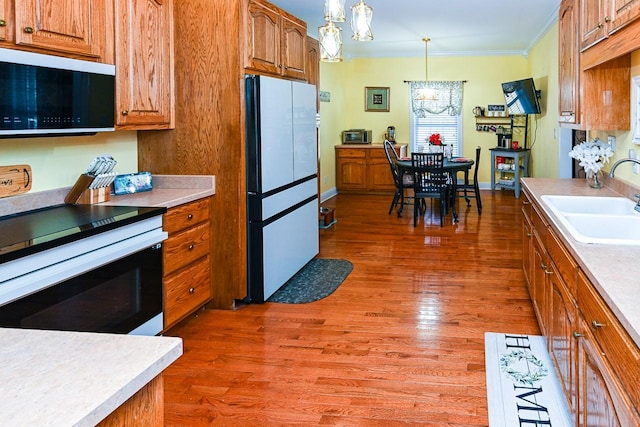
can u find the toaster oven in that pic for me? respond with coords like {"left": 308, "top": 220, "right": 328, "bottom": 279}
{"left": 342, "top": 129, "right": 372, "bottom": 144}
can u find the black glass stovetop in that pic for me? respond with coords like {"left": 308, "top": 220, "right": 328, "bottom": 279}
{"left": 0, "top": 204, "right": 166, "bottom": 264}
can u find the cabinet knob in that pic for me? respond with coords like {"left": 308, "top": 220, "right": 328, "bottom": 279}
{"left": 572, "top": 331, "right": 583, "bottom": 339}
{"left": 188, "top": 244, "right": 194, "bottom": 250}
{"left": 189, "top": 287, "right": 195, "bottom": 294}
{"left": 591, "top": 319, "right": 605, "bottom": 329}
{"left": 604, "top": 16, "right": 611, "bottom": 23}
{"left": 540, "top": 262, "right": 552, "bottom": 274}
{"left": 121, "top": 110, "right": 129, "bottom": 116}
{"left": 0, "top": 20, "right": 6, "bottom": 27}
{"left": 187, "top": 214, "right": 193, "bottom": 220}
{"left": 597, "top": 21, "right": 604, "bottom": 28}
{"left": 23, "top": 26, "right": 34, "bottom": 34}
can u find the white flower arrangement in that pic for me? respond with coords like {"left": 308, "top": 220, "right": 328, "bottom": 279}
{"left": 568, "top": 138, "right": 613, "bottom": 173}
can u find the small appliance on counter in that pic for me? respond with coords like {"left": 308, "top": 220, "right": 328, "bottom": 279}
{"left": 385, "top": 126, "right": 396, "bottom": 143}
{"left": 342, "top": 129, "right": 372, "bottom": 144}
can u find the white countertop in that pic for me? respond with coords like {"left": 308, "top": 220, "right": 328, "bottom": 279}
{"left": 0, "top": 328, "right": 182, "bottom": 426}
{"left": 521, "top": 178, "right": 640, "bottom": 347}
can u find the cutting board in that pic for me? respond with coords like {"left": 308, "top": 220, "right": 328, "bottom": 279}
{"left": 0, "top": 165, "right": 32, "bottom": 198}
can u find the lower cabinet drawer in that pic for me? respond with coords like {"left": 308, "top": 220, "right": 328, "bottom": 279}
{"left": 163, "top": 222, "right": 210, "bottom": 275}
{"left": 577, "top": 270, "right": 640, "bottom": 409}
{"left": 164, "top": 256, "right": 212, "bottom": 328}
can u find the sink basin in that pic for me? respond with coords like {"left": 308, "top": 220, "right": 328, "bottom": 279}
{"left": 561, "top": 214, "right": 640, "bottom": 245}
{"left": 541, "top": 195, "right": 638, "bottom": 215}
{"left": 541, "top": 195, "right": 640, "bottom": 245}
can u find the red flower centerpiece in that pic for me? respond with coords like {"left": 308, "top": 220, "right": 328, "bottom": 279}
{"left": 429, "top": 133, "right": 442, "bottom": 145}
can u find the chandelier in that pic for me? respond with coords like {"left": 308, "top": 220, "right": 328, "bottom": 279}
{"left": 319, "top": 0, "right": 373, "bottom": 62}
{"left": 416, "top": 38, "right": 439, "bottom": 101}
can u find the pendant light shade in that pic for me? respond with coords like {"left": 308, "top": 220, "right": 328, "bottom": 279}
{"left": 319, "top": 22, "right": 343, "bottom": 62}
{"left": 324, "top": 0, "right": 346, "bottom": 22}
{"left": 350, "top": 0, "right": 373, "bottom": 41}
{"left": 417, "top": 38, "right": 439, "bottom": 101}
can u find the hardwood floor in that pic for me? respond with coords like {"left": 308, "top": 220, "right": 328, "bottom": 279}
{"left": 163, "top": 191, "right": 540, "bottom": 426}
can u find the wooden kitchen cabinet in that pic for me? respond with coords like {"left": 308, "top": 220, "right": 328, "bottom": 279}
{"left": 559, "top": 0, "right": 580, "bottom": 125}
{"left": 162, "top": 197, "right": 212, "bottom": 331}
{"left": 306, "top": 36, "right": 320, "bottom": 87}
{"left": 580, "top": 0, "right": 640, "bottom": 50}
{"left": 522, "top": 188, "right": 640, "bottom": 425}
{"left": 335, "top": 145, "right": 403, "bottom": 194}
{"left": 115, "top": 0, "right": 174, "bottom": 130}
{"left": 560, "top": 0, "right": 631, "bottom": 130}
{"left": 4, "top": 0, "right": 112, "bottom": 61}
{"left": 245, "top": 0, "right": 307, "bottom": 80}
{"left": 0, "top": 0, "right": 9, "bottom": 42}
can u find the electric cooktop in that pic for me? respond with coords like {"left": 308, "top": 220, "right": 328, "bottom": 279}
{"left": 0, "top": 204, "right": 166, "bottom": 264}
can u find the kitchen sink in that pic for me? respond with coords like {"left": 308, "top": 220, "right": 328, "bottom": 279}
{"left": 541, "top": 195, "right": 638, "bottom": 215}
{"left": 541, "top": 195, "right": 640, "bottom": 245}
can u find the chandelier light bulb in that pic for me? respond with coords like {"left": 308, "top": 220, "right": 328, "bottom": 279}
{"left": 351, "top": 0, "right": 373, "bottom": 41}
{"left": 324, "top": 0, "right": 346, "bottom": 22}
{"left": 319, "top": 22, "right": 343, "bottom": 62}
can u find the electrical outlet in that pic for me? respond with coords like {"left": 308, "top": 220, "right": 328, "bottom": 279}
{"left": 607, "top": 135, "right": 616, "bottom": 152}
{"left": 630, "top": 149, "right": 639, "bottom": 174}
{"left": 323, "top": 176, "right": 328, "bottom": 184}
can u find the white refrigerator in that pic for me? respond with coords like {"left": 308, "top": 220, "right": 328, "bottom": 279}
{"left": 245, "top": 74, "right": 319, "bottom": 302}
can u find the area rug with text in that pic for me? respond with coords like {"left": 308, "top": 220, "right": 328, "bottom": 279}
{"left": 484, "top": 332, "right": 572, "bottom": 427}
{"left": 267, "top": 258, "right": 353, "bottom": 304}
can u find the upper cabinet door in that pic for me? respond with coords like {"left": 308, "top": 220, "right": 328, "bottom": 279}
{"left": 580, "top": 0, "right": 609, "bottom": 49}
{"left": 115, "top": 0, "right": 174, "bottom": 130}
{"left": 246, "top": 0, "right": 280, "bottom": 75}
{"left": 280, "top": 13, "right": 305, "bottom": 80}
{"left": 0, "top": 0, "right": 10, "bottom": 42}
{"left": 14, "top": 0, "right": 106, "bottom": 59}
{"left": 610, "top": 0, "right": 640, "bottom": 32}
{"left": 559, "top": 0, "right": 580, "bottom": 124}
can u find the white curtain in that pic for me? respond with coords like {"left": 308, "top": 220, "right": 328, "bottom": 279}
{"left": 409, "top": 81, "right": 464, "bottom": 117}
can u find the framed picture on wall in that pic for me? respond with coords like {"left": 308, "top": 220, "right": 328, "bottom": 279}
{"left": 365, "top": 87, "right": 390, "bottom": 112}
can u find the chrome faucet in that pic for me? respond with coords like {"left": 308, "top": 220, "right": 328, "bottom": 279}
{"left": 609, "top": 158, "right": 640, "bottom": 177}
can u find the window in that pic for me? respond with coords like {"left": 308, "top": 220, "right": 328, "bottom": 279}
{"left": 410, "top": 110, "right": 462, "bottom": 156}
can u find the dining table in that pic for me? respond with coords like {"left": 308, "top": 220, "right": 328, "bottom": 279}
{"left": 395, "top": 156, "right": 475, "bottom": 222}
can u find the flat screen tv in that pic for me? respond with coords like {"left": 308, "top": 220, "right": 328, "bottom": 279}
{"left": 501, "top": 78, "right": 541, "bottom": 115}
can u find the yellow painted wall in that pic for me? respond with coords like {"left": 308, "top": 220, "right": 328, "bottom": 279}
{"left": 0, "top": 132, "right": 138, "bottom": 192}
{"left": 528, "top": 23, "right": 560, "bottom": 180}
{"left": 319, "top": 54, "right": 532, "bottom": 193}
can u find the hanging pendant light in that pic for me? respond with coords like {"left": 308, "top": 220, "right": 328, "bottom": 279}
{"left": 350, "top": 0, "right": 373, "bottom": 41}
{"left": 417, "top": 38, "right": 439, "bottom": 101}
{"left": 319, "top": 21, "right": 343, "bottom": 62}
{"left": 324, "top": 0, "right": 346, "bottom": 22}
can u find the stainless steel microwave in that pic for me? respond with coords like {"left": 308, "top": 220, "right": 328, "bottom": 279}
{"left": 342, "top": 129, "right": 372, "bottom": 144}
{"left": 0, "top": 48, "right": 115, "bottom": 137}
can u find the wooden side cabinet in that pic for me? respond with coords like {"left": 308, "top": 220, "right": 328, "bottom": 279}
{"left": 245, "top": 0, "right": 306, "bottom": 80}
{"left": 335, "top": 145, "right": 404, "bottom": 194}
{"left": 115, "top": 0, "right": 175, "bottom": 130}
{"left": 162, "top": 197, "right": 212, "bottom": 331}
{"left": 559, "top": 0, "right": 580, "bottom": 125}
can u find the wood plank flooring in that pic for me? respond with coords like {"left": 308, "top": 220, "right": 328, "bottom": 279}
{"left": 163, "top": 191, "right": 540, "bottom": 426}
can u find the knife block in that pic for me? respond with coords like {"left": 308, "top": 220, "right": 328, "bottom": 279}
{"left": 77, "top": 187, "right": 111, "bottom": 204}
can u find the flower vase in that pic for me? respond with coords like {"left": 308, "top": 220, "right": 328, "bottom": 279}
{"left": 586, "top": 169, "right": 604, "bottom": 189}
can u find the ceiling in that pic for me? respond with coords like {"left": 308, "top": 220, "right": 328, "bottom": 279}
{"left": 268, "top": 0, "right": 561, "bottom": 59}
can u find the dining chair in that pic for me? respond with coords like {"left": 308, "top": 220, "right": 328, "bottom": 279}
{"left": 384, "top": 140, "right": 413, "bottom": 216}
{"left": 411, "top": 152, "right": 449, "bottom": 227}
{"left": 456, "top": 146, "right": 482, "bottom": 214}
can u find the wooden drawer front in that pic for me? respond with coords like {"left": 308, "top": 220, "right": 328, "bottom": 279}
{"left": 368, "top": 148, "right": 387, "bottom": 160}
{"left": 522, "top": 191, "right": 533, "bottom": 222}
{"left": 577, "top": 270, "right": 640, "bottom": 409}
{"left": 163, "top": 223, "right": 210, "bottom": 275}
{"left": 163, "top": 198, "right": 210, "bottom": 234}
{"left": 164, "top": 256, "right": 212, "bottom": 328}
{"left": 336, "top": 148, "right": 366, "bottom": 158}
{"left": 532, "top": 203, "right": 547, "bottom": 242}
{"left": 547, "top": 228, "right": 577, "bottom": 297}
